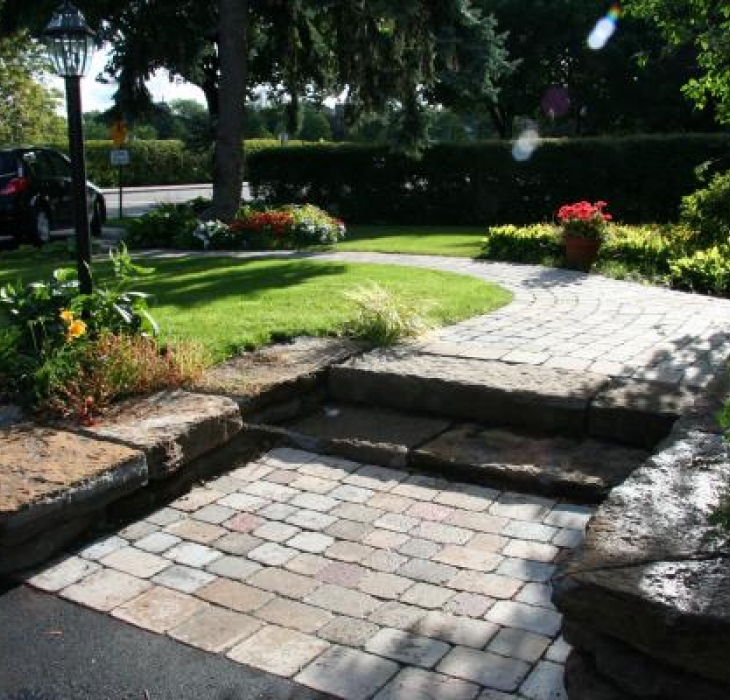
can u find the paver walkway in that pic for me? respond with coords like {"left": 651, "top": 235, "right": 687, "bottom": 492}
{"left": 322, "top": 253, "right": 730, "bottom": 387}
{"left": 27, "top": 447, "right": 592, "bottom": 700}
{"left": 146, "top": 250, "right": 730, "bottom": 388}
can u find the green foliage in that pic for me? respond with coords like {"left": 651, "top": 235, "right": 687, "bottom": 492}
{"left": 481, "top": 222, "right": 701, "bottom": 285}
{"left": 125, "top": 199, "right": 209, "bottom": 249}
{"left": 0, "top": 31, "right": 66, "bottom": 145}
{"left": 248, "top": 135, "right": 730, "bottom": 225}
{"left": 180, "top": 203, "right": 346, "bottom": 250}
{"left": 669, "top": 246, "right": 730, "bottom": 295}
{"left": 344, "top": 283, "right": 433, "bottom": 346}
{"left": 80, "top": 140, "right": 211, "bottom": 187}
{"left": 680, "top": 169, "right": 730, "bottom": 246}
{"left": 0, "top": 245, "right": 159, "bottom": 405}
{"left": 626, "top": 0, "right": 730, "bottom": 126}
{"left": 480, "top": 225, "right": 562, "bottom": 263}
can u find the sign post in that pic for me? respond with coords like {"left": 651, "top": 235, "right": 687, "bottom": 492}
{"left": 110, "top": 121, "right": 128, "bottom": 218}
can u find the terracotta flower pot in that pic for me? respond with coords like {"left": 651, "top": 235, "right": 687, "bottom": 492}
{"left": 564, "top": 235, "right": 601, "bottom": 271}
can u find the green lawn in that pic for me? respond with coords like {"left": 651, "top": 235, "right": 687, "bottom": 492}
{"left": 332, "top": 225, "right": 487, "bottom": 257}
{"left": 0, "top": 246, "right": 511, "bottom": 362}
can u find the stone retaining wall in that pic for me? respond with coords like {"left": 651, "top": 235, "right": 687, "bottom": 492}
{"left": 553, "top": 376, "right": 730, "bottom": 699}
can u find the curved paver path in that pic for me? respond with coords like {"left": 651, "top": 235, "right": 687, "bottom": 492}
{"left": 145, "top": 250, "right": 730, "bottom": 387}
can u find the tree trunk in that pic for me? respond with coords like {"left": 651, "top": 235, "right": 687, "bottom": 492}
{"left": 488, "top": 104, "right": 509, "bottom": 139}
{"left": 210, "top": 0, "right": 247, "bottom": 222}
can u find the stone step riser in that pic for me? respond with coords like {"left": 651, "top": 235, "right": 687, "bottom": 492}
{"left": 243, "top": 421, "right": 638, "bottom": 504}
{"left": 330, "top": 366, "right": 590, "bottom": 438}
{"left": 328, "top": 361, "right": 694, "bottom": 450}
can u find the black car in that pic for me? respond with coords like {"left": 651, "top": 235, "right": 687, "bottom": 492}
{"left": 0, "top": 146, "right": 106, "bottom": 245}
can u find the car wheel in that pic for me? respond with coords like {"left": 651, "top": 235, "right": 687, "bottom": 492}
{"left": 90, "top": 199, "right": 103, "bottom": 237}
{"left": 32, "top": 208, "right": 51, "bottom": 245}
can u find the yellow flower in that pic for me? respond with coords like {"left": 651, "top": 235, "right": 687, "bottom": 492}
{"left": 59, "top": 309, "right": 74, "bottom": 324}
{"left": 66, "top": 319, "right": 87, "bottom": 341}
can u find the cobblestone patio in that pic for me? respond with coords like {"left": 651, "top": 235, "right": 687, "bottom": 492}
{"left": 28, "top": 447, "right": 593, "bottom": 700}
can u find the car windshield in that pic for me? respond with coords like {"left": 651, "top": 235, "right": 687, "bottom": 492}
{"left": 0, "top": 152, "right": 17, "bottom": 177}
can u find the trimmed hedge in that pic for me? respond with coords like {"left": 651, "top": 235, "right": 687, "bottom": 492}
{"left": 247, "top": 135, "right": 730, "bottom": 225}
{"left": 51, "top": 139, "right": 311, "bottom": 187}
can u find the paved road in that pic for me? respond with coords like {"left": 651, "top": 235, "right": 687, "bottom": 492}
{"left": 0, "top": 583, "right": 330, "bottom": 700}
{"left": 101, "top": 183, "right": 252, "bottom": 219}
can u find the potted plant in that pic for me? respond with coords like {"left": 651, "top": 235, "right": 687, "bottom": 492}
{"left": 557, "top": 200, "right": 612, "bottom": 270}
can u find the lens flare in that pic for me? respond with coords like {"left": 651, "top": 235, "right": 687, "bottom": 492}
{"left": 588, "top": 4, "right": 620, "bottom": 51}
{"left": 512, "top": 124, "right": 540, "bottom": 162}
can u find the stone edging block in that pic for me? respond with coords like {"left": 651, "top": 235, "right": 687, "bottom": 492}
{"left": 71, "top": 390, "right": 243, "bottom": 480}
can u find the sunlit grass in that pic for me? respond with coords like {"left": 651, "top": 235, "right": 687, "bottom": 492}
{"left": 0, "top": 245, "right": 511, "bottom": 362}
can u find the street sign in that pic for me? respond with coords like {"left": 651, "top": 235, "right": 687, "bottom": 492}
{"left": 110, "top": 120, "right": 127, "bottom": 146}
{"left": 110, "top": 149, "right": 130, "bottom": 166}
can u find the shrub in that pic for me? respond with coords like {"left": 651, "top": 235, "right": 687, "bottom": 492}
{"left": 344, "top": 283, "right": 433, "bottom": 345}
{"left": 247, "top": 135, "right": 730, "bottom": 225}
{"left": 680, "top": 169, "right": 730, "bottom": 247}
{"left": 35, "top": 332, "right": 208, "bottom": 422}
{"left": 125, "top": 199, "right": 208, "bottom": 249}
{"left": 668, "top": 246, "right": 730, "bottom": 295}
{"left": 0, "top": 245, "right": 200, "bottom": 420}
{"left": 481, "top": 224, "right": 562, "bottom": 263}
{"left": 184, "top": 204, "right": 345, "bottom": 251}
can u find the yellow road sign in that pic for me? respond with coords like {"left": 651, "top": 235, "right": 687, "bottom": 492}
{"left": 110, "top": 121, "right": 127, "bottom": 146}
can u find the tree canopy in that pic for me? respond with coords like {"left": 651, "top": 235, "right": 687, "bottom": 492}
{"left": 0, "top": 29, "right": 65, "bottom": 145}
{"left": 625, "top": 0, "right": 730, "bottom": 125}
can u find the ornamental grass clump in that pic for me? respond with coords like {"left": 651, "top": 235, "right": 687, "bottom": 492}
{"left": 344, "top": 283, "right": 433, "bottom": 345}
{"left": 557, "top": 200, "right": 613, "bottom": 239}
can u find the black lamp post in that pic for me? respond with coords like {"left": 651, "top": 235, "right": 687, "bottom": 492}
{"left": 43, "top": 2, "right": 95, "bottom": 296}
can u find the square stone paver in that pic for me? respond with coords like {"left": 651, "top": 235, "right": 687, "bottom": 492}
{"left": 228, "top": 625, "right": 330, "bottom": 678}
{"left": 101, "top": 547, "right": 170, "bottom": 578}
{"left": 169, "top": 606, "right": 261, "bottom": 653}
{"left": 164, "top": 542, "right": 222, "bottom": 568}
{"left": 488, "top": 627, "right": 551, "bottom": 663}
{"left": 196, "top": 578, "right": 273, "bottom": 613}
{"left": 28, "top": 556, "right": 99, "bottom": 592}
{"left": 205, "top": 555, "right": 261, "bottom": 580}
{"left": 295, "top": 645, "right": 399, "bottom": 700}
{"left": 165, "top": 519, "right": 227, "bottom": 544}
{"left": 318, "top": 616, "right": 381, "bottom": 647}
{"left": 437, "top": 647, "right": 531, "bottom": 692}
{"left": 60, "top": 568, "right": 151, "bottom": 611}
{"left": 287, "top": 532, "right": 335, "bottom": 554}
{"left": 400, "top": 582, "right": 454, "bottom": 609}
{"left": 247, "top": 567, "right": 320, "bottom": 599}
{"left": 30, "top": 447, "right": 591, "bottom": 700}
{"left": 365, "top": 628, "right": 450, "bottom": 668}
{"left": 413, "top": 612, "right": 499, "bottom": 649}
{"left": 359, "top": 571, "right": 413, "bottom": 599}
{"left": 374, "top": 667, "right": 480, "bottom": 700}
{"left": 486, "top": 601, "right": 562, "bottom": 637}
{"left": 78, "top": 536, "right": 128, "bottom": 561}
{"left": 152, "top": 564, "right": 216, "bottom": 594}
{"left": 306, "top": 584, "right": 380, "bottom": 618}
{"left": 112, "top": 586, "right": 206, "bottom": 632}
{"left": 247, "top": 542, "right": 297, "bottom": 566}
{"left": 255, "top": 597, "right": 332, "bottom": 633}
{"left": 192, "top": 504, "right": 237, "bottom": 525}
{"left": 519, "top": 661, "right": 567, "bottom": 700}
{"left": 135, "top": 532, "right": 181, "bottom": 554}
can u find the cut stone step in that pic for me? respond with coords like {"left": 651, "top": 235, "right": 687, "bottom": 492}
{"left": 412, "top": 424, "right": 649, "bottom": 502}
{"left": 195, "top": 337, "right": 364, "bottom": 420}
{"left": 254, "top": 403, "right": 648, "bottom": 501}
{"left": 328, "top": 348, "right": 699, "bottom": 447}
{"left": 329, "top": 348, "right": 608, "bottom": 437}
